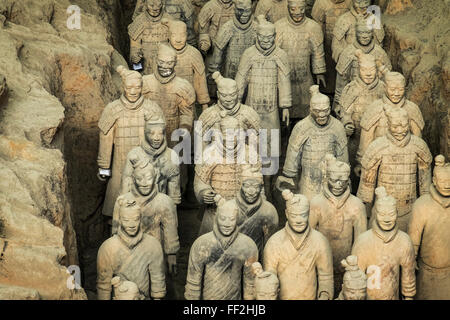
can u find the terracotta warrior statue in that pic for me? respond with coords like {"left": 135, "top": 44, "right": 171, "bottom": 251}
{"left": 332, "top": 0, "right": 385, "bottom": 62}
{"left": 335, "top": 255, "right": 367, "bottom": 300}
{"left": 142, "top": 43, "right": 196, "bottom": 148}
{"left": 311, "top": 0, "right": 350, "bottom": 93}
{"left": 236, "top": 15, "right": 292, "bottom": 194}
{"left": 357, "top": 70, "right": 425, "bottom": 169}
{"left": 408, "top": 155, "right": 450, "bottom": 300}
{"left": 133, "top": 0, "right": 196, "bottom": 46}
{"left": 252, "top": 262, "right": 280, "bottom": 300}
{"left": 309, "top": 154, "right": 367, "bottom": 295}
{"left": 97, "top": 66, "right": 163, "bottom": 219}
{"left": 275, "top": 0, "right": 327, "bottom": 120}
{"left": 113, "top": 159, "right": 179, "bottom": 274}
{"left": 97, "top": 194, "right": 166, "bottom": 300}
{"left": 210, "top": 0, "right": 257, "bottom": 80}
{"left": 357, "top": 107, "right": 432, "bottom": 231}
{"left": 194, "top": 116, "right": 261, "bottom": 236}
{"left": 121, "top": 113, "right": 181, "bottom": 205}
{"left": 276, "top": 85, "right": 348, "bottom": 200}
{"left": 164, "top": 20, "right": 210, "bottom": 113}
{"left": 185, "top": 195, "right": 258, "bottom": 300}
{"left": 255, "top": 0, "right": 289, "bottom": 23}
{"left": 111, "top": 277, "right": 144, "bottom": 300}
{"left": 334, "top": 19, "right": 391, "bottom": 107}
{"left": 218, "top": 166, "right": 279, "bottom": 260}
{"left": 264, "top": 190, "right": 334, "bottom": 300}
{"left": 128, "top": 0, "right": 170, "bottom": 75}
{"left": 339, "top": 50, "right": 385, "bottom": 188}
{"left": 352, "top": 186, "right": 416, "bottom": 300}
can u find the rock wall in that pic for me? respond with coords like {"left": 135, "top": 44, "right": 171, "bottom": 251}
{"left": 0, "top": 0, "right": 128, "bottom": 299}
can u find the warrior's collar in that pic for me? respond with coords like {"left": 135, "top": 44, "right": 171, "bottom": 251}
{"left": 155, "top": 69, "right": 176, "bottom": 84}
{"left": 233, "top": 15, "right": 253, "bottom": 31}
{"left": 175, "top": 44, "right": 188, "bottom": 55}
{"left": 353, "top": 39, "right": 375, "bottom": 54}
{"left": 255, "top": 40, "right": 276, "bottom": 56}
{"left": 144, "top": 10, "right": 164, "bottom": 23}
{"left": 131, "top": 183, "right": 158, "bottom": 208}
{"left": 218, "top": 0, "right": 233, "bottom": 9}
{"left": 117, "top": 226, "right": 144, "bottom": 249}
{"left": 430, "top": 184, "right": 450, "bottom": 209}
{"left": 350, "top": 5, "right": 369, "bottom": 19}
{"left": 141, "top": 138, "right": 167, "bottom": 159}
{"left": 285, "top": 222, "right": 311, "bottom": 251}
{"left": 383, "top": 94, "right": 406, "bottom": 109}
{"left": 120, "top": 95, "right": 144, "bottom": 111}
{"left": 356, "top": 74, "right": 379, "bottom": 90}
{"left": 213, "top": 221, "right": 239, "bottom": 251}
{"left": 323, "top": 184, "right": 350, "bottom": 209}
{"left": 287, "top": 14, "right": 307, "bottom": 27}
{"left": 386, "top": 131, "right": 411, "bottom": 148}
{"left": 371, "top": 219, "right": 398, "bottom": 244}
{"left": 308, "top": 114, "right": 332, "bottom": 130}
{"left": 218, "top": 100, "right": 241, "bottom": 117}
{"left": 236, "top": 192, "right": 263, "bottom": 218}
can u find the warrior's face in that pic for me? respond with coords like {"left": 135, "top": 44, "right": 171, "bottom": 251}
{"left": 353, "top": 0, "right": 370, "bottom": 14}
{"left": 146, "top": 0, "right": 163, "bottom": 17}
{"left": 288, "top": 2, "right": 306, "bottom": 23}
{"left": 217, "top": 83, "right": 239, "bottom": 110}
{"left": 123, "top": 77, "right": 143, "bottom": 103}
{"left": 433, "top": 169, "right": 450, "bottom": 197}
{"left": 145, "top": 124, "right": 165, "bottom": 149}
{"left": 356, "top": 24, "right": 373, "bottom": 46}
{"left": 157, "top": 55, "right": 177, "bottom": 78}
{"left": 241, "top": 179, "right": 263, "bottom": 204}
{"left": 376, "top": 205, "right": 397, "bottom": 232}
{"left": 257, "top": 28, "right": 275, "bottom": 51}
{"left": 388, "top": 114, "right": 409, "bottom": 141}
{"left": 343, "top": 286, "right": 366, "bottom": 300}
{"left": 385, "top": 80, "right": 405, "bottom": 104}
{"left": 235, "top": 0, "right": 252, "bottom": 24}
{"left": 310, "top": 103, "right": 331, "bottom": 126}
{"left": 133, "top": 167, "right": 155, "bottom": 196}
{"left": 359, "top": 64, "right": 377, "bottom": 85}
{"left": 217, "top": 209, "right": 237, "bottom": 236}
{"left": 120, "top": 207, "right": 141, "bottom": 236}
{"left": 327, "top": 171, "right": 349, "bottom": 197}
{"left": 287, "top": 207, "right": 309, "bottom": 233}
{"left": 169, "top": 27, "right": 187, "bottom": 51}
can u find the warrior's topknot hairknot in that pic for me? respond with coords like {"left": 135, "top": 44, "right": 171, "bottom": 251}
{"left": 282, "top": 189, "right": 294, "bottom": 201}
{"left": 212, "top": 71, "right": 223, "bottom": 84}
{"left": 375, "top": 186, "right": 388, "bottom": 198}
{"left": 309, "top": 84, "right": 320, "bottom": 96}
{"left": 435, "top": 154, "right": 446, "bottom": 167}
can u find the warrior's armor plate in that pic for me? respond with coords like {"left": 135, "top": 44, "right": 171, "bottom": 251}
{"left": 198, "top": 0, "right": 235, "bottom": 48}
{"left": 255, "top": 0, "right": 289, "bottom": 23}
{"left": 275, "top": 17, "right": 326, "bottom": 119}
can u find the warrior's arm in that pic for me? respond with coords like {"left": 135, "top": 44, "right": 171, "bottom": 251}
{"left": 179, "top": 100, "right": 195, "bottom": 132}
{"left": 335, "top": 127, "right": 349, "bottom": 164}
{"left": 263, "top": 210, "right": 279, "bottom": 247}
{"left": 243, "top": 245, "right": 259, "bottom": 300}
{"left": 160, "top": 201, "right": 180, "bottom": 255}
{"left": 235, "top": 56, "right": 251, "bottom": 102}
{"left": 96, "top": 245, "right": 113, "bottom": 300}
{"left": 417, "top": 155, "right": 432, "bottom": 196}
{"left": 282, "top": 126, "right": 305, "bottom": 178}
{"left": 197, "top": 7, "right": 213, "bottom": 51}
{"left": 209, "top": 44, "right": 225, "bottom": 74}
{"left": 400, "top": 239, "right": 417, "bottom": 299}
{"left": 310, "top": 29, "right": 326, "bottom": 76}
{"left": 311, "top": 1, "right": 326, "bottom": 29}
{"left": 357, "top": 151, "right": 381, "bottom": 205}
{"left": 308, "top": 204, "right": 320, "bottom": 230}
{"left": 111, "top": 199, "right": 120, "bottom": 235}
{"left": 132, "top": 0, "right": 145, "bottom": 20}
{"left": 181, "top": 4, "right": 196, "bottom": 47}
{"left": 410, "top": 120, "right": 423, "bottom": 138}
{"left": 120, "top": 153, "right": 134, "bottom": 195}
{"left": 263, "top": 240, "right": 279, "bottom": 275}
{"left": 167, "top": 172, "right": 182, "bottom": 205}
{"left": 316, "top": 238, "right": 334, "bottom": 300}
{"left": 407, "top": 203, "right": 426, "bottom": 259}
{"left": 193, "top": 62, "right": 211, "bottom": 105}
{"left": 278, "top": 65, "right": 292, "bottom": 109}
{"left": 148, "top": 243, "right": 167, "bottom": 299}
{"left": 356, "top": 124, "right": 376, "bottom": 166}
{"left": 194, "top": 171, "right": 214, "bottom": 204}
{"left": 353, "top": 201, "right": 368, "bottom": 240}
{"left": 331, "top": 33, "right": 346, "bottom": 63}
{"left": 185, "top": 241, "right": 206, "bottom": 300}
{"left": 97, "top": 127, "right": 115, "bottom": 170}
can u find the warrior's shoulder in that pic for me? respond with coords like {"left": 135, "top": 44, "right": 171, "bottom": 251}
{"left": 310, "top": 228, "right": 330, "bottom": 246}
{"left": 274, "top": 17, "right": 289, "bottom": 30}
{"left": 128, "top": 13, "right": 148, "bottom": 40}
{"left": 198, "top": 0, "right": 217, "bottom": 20}
{"left": 340, "top": 81, "right": 360, "bottom": 110}
{"left": 292, "top": 117, "right": 316, "bottom": 136}
{"left": 174, "top": 77, "right": 195, "bottom": 96}
{"left": 98, "top": 99, "right": 124, "bottom": 134}
{"left": 305, "top": 17, "right": 322, "bottom": 32}
{"left": 362, "top": 136, "right": 389, "bottom": 163}
{"left": 127, "top": 146, "right": 147, "bottom": 161}
{"left": 360, "top": 99, "right": 384, "bottom": 130}
{"left": 404, "top": 100, "right": 425, "bottom": 129}
{"left": 409, "top": 135, "right": 432, "bottom": 163}
{"left": 153, "top": 192, "right": 175, "bottom": 209}
{"left": 272, "top": 47, "right": 290, "bottom": 74}
{"left": 329, "top": 116, "right": 347, "bottom": 136}
{"left": 333, "top": 12, "right": 353, "bottom": 39}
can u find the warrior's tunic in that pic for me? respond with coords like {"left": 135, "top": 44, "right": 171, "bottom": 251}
{"left": 255, "top": 0, "right": 289, "bottom": 23}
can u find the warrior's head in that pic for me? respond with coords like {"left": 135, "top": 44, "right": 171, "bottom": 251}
{"left": 324, "top": 154, "right": 351, "bottom": 197}
{"left": 287, "top": 0, "right": 306, "bottom": 23}
{"left": 234, "top": 0, "right": 253, "bottom": 25}
{"left": 144, "top": 112, "right": 166, "bottom": 149}
{"left": 157, "top": 43, "right": 177, "bottom": 78}
{"left": 214, "top": 195, "right": 239, "bottom": 236}
{"left": 433, "top": 155, "right": 450, "bottom": 197}
{"left": 309, "top": 85, "right": 331, "bottom": 127}
{"left": 112, "top": 277, "right": 141, "bottom": 300}
{"left": 282, "top": 190, "right": 309, "bottom": 234}
{"left": 355, "top": 18, "right": 373, "bottom": 46}
{"left": 384, "top": 71, "right": 406, "bottom": 104}
{"left": 146, "top": 0, "right": 163, "bottom": 17}
{"left": 117, "top": 65, "right": 143, "bottom": 103}
{"left": 213, "top": 71, "right": 239, "bottom": 110}
{"left": 355, "top": 49, "right": 377, "bottom": 85}
{"left": 164, "top": 19, "right": 187, "bottom": 51}
{"left": 252, "top": 262, "right": 279, "bottom": 300}
{"left": 386, "top": 107, "right": 409, "bottom": 141}
{"left": 341, "top": 256, "right": 367, "bottom": 300}
{"left": 117, "top": 194, "right": 142, "bottom": 237}
{"left": 240, "top": 165, "right": 264, "bottom": 204}
{"left": 374, "top": 187, "right": 397, "bottom": 232}
{"left": 256, "top": 15, "right": 276, "bottom": 51}
{"left": 130, "top": 156, "right": 157, "bottom": 197}
{"left": 353, "top": 0, "right": 370, "bottom": 15}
